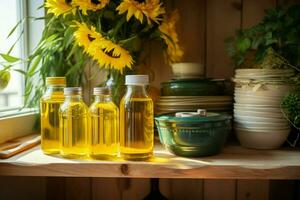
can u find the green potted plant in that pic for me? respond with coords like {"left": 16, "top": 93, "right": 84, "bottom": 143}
{"left": 226, "top": 5, "right": 300, "bottom": 149}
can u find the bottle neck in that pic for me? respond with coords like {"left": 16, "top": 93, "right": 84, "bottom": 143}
{"left": 94, "top": 94, "right": 112, "bottom": 102}
{"left": 64, "top": 94, "right": 83, "bottom": 102}
{"left": 45, "top": 85, "right": 65, "bottom": 96}
{"left": 125, "top": 85, "right": 148, "bottom": 98}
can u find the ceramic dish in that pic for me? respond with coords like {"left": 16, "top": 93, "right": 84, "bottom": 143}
{"left": 155, "top": 113, "right": 231, "bottom": 157}
{"left": 171, "top": 62, "right": 204, "bottom": 78}
{"left": 235, "top": 127, "right": 290, "bottom": 149}
{"left": 234, "top": 120, "right": 290, "bottom": 129}
{"left": 233, "top": 109, "right": 284, "bottom": 118}
{"left": 160, "top": 79, "right": 223, "bottom": 96}
{"left": 234, "top": 115, "right": 288, "bottom": 123}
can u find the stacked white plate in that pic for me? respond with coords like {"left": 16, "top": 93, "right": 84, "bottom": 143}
{"left": 233, "top": 69, "right": 295, "bottom": 149}
{"left": 156, "top": 96, "right": 233, "bottom": 114}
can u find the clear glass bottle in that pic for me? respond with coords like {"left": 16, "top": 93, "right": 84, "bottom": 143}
{"left": 40, "top": 77, "right": 66, "bottom": 154}
{"left": 120, "top": 75, "right": 154, "bottom": 160}
{"left": 59, "top": 87, "right": 89, "bottom": 158}
{"left": 89, "top": 87, "right": 119, "bottom": 159}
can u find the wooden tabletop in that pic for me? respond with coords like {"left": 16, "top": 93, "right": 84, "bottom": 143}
{"left": 0, "top": 143, "right": 300, "bottom": 179}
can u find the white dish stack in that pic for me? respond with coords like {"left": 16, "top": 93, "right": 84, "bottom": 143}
{"left": 233, "top": 69, "right": 295, "bottom": 149}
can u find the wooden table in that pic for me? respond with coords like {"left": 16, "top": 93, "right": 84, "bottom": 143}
{"left": 1, "top": 143, "right": 300, "bottom": 179}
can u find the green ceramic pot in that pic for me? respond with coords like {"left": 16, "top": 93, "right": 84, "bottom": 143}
{"left": 155, "top": 113, "right": 231, "bottom": 157}
{"left": 160, "top": 79, "right": 223, "bottom": 96}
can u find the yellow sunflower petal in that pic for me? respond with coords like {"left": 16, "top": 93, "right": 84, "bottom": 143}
{"left": 159, "top": 10, "right": 184, "bottom": 63}
{"left": 73, "top": 0, "right": 110, "bottom": 15}
{"left": 116, "top": 0, "right": 165, "bottom": 25}
{"left": 87, "top": 38, "right": 133, "bottom": 73}
{"left": 73, "top": 21, "right": 103, "bottom": 53}
{"left": 45, "top": 0, "right": 75, "bottom": 17}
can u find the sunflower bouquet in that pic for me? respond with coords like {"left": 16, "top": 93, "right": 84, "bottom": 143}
{"left": 47, "top": 0, "right": 183, "bottom": 71}
{"left": 16, "top": 0, "right": 183, "bottom": 107}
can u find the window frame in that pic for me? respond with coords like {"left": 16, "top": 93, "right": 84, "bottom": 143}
{"left": 0, "top": 0, "right": 44, "bottom": 143}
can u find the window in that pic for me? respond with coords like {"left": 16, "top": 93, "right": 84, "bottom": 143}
{"left": 0, "top": 0, "right": 44, "bottom": 115}
{"left": 0, "top": 0, "right": 23, "bottom": 110}
{"left": 0, "top": 0, "right": 44, "bottom": 142}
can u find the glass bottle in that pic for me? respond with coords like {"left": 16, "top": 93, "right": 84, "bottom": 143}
{"left": 59, "top": 87, "right": 89, "bottom": 158}
{"left": 89, "top": 87, "right": 119, "bottom": 159}
{"left": 40, "top": 77, "right": 66, "bottom": 154}
{"left": 120, "top": 75, "right": 154, "bottom": 160}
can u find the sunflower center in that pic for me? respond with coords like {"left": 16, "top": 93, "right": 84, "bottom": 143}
{"left": 65, "top": 0, "right": 72, "bottom": 5}
{"left": 102, "top": 48, "right": 121, "bottom": 59}
{"left": 88, "top": 34, "right": 95, "bottom": 42}
{"left": 91, "top": 0, "right": 101, "bottom": 5}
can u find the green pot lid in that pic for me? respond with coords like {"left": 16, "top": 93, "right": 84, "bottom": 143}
{"left": 155, "top": 112, "right": 231, "bottom": 123}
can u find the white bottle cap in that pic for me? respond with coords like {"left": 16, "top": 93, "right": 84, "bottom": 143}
{"left": 125, "top": 75, "right": 149, "bottom": 85}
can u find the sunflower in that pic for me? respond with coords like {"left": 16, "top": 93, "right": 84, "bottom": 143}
{"left": 159, "top": 11, "right": 183, "bottom": 63}
{"left": 74, "top": 0, "right": 110, "bottom": 15}
{"left": 45, "top": 0, "right": 76, "bottom": 17}
{"left": 73, "top": 21, "right": 102, "bottom": 53}
{"left": 88, "top": 39, "right": 134, "bottom": 72}
{"left": 116, "top": 0, "right": 165, "bottom": 24}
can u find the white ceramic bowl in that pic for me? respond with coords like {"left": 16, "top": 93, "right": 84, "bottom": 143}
{"left": 234, "top": 96, "right": 281, "bottom": 105}
{"left": 235, "top": 69, "right": 295, "bottom": 76}
{"left": 234, "top": 114, "right": 288, "bottom": 123}
{"left": 235, "top": 127, "right": 290, "bottom": 149}
{"left": 234, "top": 120, "right": 290, "bottom": 129}
{"left": 171, "top": 62, "right": 204, "bottom": 78}
{"left": 234, "top": 103, "right": 280, "bottom": 109}
{"left": 235, "top": 84, "right": 291, "bottom": 96}
{"left": 233, "top": 109, "right": 284, "bottom": 118}
{"left": 234, "top": 93, "right": 284, "bottom": 101}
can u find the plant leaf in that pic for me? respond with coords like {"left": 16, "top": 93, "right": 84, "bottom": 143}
{"left": 13, "top": 69, "right": 27, "bottom": 75}
{"left": 0, "top": 53, "right": 20, "bottom": 63}
{"left": 7, "top": 19, "right": 23, "bottom": 38}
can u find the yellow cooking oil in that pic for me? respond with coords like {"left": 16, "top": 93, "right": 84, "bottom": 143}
{"left": 89, "top": 87, "right": 119, "bottom": 159}
{"left": 40, "top": 77, "right": 66, "bottom": 154}
{"left": 59, "top": 87, "right": 89, "bottom": 158}
{"left": 120, "top": 75, "right": 154, "bottom": 160}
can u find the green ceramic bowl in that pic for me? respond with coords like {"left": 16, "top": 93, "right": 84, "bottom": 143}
{"left": 160, "top": 79, "right": 223, "bottom": 96}
{"left": 155, "top": 113, "right": 231, "bottom": 157}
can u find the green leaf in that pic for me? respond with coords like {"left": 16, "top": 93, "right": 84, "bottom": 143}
{"left": 7, "top": 18, "right": 23, "bottom": 38}
{"left": 13, "top": 69, "right": 27, "bottom": 75}
{"left": 28, "top": 55, "right": 42, "bottom": 76}
{"left": 236, "top": 38, "right": 251, "bottom": 53}
{"left": 0, "top": 53, "right": 20, "bottom": 63}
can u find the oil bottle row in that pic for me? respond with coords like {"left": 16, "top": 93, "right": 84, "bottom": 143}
{"left": 40, "top": 75, "right": 154, "bottom": 161}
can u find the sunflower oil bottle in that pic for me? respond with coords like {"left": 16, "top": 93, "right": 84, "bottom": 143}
{"left": 59, "top": 87, "right": 89, "bottom": 158}
{"left": 40, "top": 77, "right": 66, "bottom": 154}
{"left": 120, "top": 75, "right": 154, "bottom": 160}
{"left": 89, "top": 87, "right": 119, "bottom": 159}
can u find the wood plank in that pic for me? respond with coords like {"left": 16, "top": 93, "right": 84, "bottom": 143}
{"left": 0, "top": 176, "right": 46, "bottom": 200}
{"left": 121, "top": 178, "right": 150, "bottom": 200}
{"left": 242, "top": 0, "right": 277, "bottom": 29}
{"left": 269, "top": 180, "right": 296, "bottom": 200}
{"left": 91, "top": 178, "right": 122, "bottom": 200}
{"left": 65, "top": 178, "right": 92, "bottom": 200}
{"left": 46, "top": 177, "right": 65, "bottom": 200}
{"left": 1, "top": 144, "right": 300, "bottom": 179}
{"left": 206, "top": 0, "right": 242, "bottom": 78}
{"left": 170, "top": 179, "right": 203, "bottom": 200}
{"left": 174, "top": 0, "right": 206, "bottom": 64}
{"left": 203, "top": 180, "right": 236, "bottom": 200}
{"left": 237, "top": 180, "right": 269, "bottom": 200}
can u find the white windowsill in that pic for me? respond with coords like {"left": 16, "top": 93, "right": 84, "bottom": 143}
{"left": 0, "top": 111, "right": 38, "bottom": 144}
